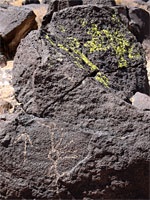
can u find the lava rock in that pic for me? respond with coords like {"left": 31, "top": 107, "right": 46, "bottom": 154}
{"left": 0, "top": 4, "right": 38, "bottom": 59}
{"left": 1, "top": 4, "right": 150, "bottom": 199}
{"left": 13, "top": 5, "right": 149, "bottom": 117}
{"left": 1, "top": 77, "right": 150, "bottom": 199}
{"left": 42, "top": 0, "right": 83, "bottom": 26}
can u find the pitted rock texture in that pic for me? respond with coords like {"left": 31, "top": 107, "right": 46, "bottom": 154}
{"left": 13, "top": 5, "right": 149, "bottom": 117}
{"left": 47, "top": 0, "right": 83, "bottom": 12}
{"left": 42, "top": 0, "right": 83, "bottom": 27}
{"left": 0, "top": 4, "right": 38, "bottom": 59}
{"left": 1, "top": 4, "right": 150, "bottom": 199}
{"left": 0, "top": 78, "right": 150, "bottom": 199}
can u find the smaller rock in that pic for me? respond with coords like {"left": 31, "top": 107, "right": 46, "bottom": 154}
{"left": 130, "top": 92, "right": 150, "bottom": 111}
{"left": 128, "top": 7, "right": 150, "bottom": 42}
{"left": 0, "top": 99, "right": 13, "bottom": 114}
{"left": 0, "top": 4, "right": 38, "bottom": 58}
{"left": 22, "top": 0, "right": 40, "bottom": 5}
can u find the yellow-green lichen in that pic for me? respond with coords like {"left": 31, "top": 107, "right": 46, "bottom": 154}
{"left": 46, "top": 35, "right": 109, "bottom": 87}
{"left": 95, "top": 72, "right": 109, "bottom": 88}
{"left": 46, "top": 17, "right": 142, "bottom": 88}
{"left": 58, "top": 25, "right": 66, "bottom": 32}
{"left": 83, "top": 21, "right": 141, "bottom": 68}
{"left": 46, "top": 35, "right": 56, "bottom": 47}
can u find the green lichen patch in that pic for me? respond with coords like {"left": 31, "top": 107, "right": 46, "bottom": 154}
{"left": 45, "top": 8, "right": 144, "bottom": 88}
{"left": 46, "top": 34, "right": 109, "bottom": 87}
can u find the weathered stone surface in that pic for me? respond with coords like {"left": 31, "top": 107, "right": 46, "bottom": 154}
{"left": 42, "top": 0, "right": 83, "bottom": 26}
{"left": 115, "top": 2, "right": 150, "bottom": 90}
{"left": 0, "top": 4, "right": 38, "bottom": 59}
{"left": 42, "top": 0, "right": 115, "bottom": 27}
{"left": 1, "top": 4, "right": 150, "bottom": 200}
{"left": 13, "top": 5, "right": 149, "bottom": 117}
{"left": 0, "top": 78, "right": 150, "bottom": 199}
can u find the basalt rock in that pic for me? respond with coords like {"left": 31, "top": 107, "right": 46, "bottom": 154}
{"left": 0, "top": 4, "right": 38, "bottom": 59}
{"left": 1, "top": 69, "right": 150, "bottom": 199}
{"left": 42, "top": 0, "right": 115, "bottom": 27}
{"left": 1, "top": 4, "right": 149, "bottom": 199}
{"left": 42, "top": 0, "right": 83, "bottom": 27}
{"left": 13, "top": 5, "right": 149, "bottom": 117}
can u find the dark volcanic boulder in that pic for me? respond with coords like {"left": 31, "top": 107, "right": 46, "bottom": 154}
{"left": 1, "top": 73, "right": 150, "bottom": 199}
{"left": 13, "top": 5, "right": 149, "bottom": 117}
{"left": 0, "top": 4, "right": 38, "bottom": 59}
{"left": 42, "top": 0, "right": 115, "bottom": 27}
{"left": 1, "top": 5, "right": 150, "bottom": 200}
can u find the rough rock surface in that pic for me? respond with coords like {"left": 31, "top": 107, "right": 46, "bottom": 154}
{"left": 14, "top": 6, "right": 149, "bottom": 117}
{"left": 1, "top": 66, "right": 150, "bottom": 199}
{"left": 115, "top": 0, "right": 150, "bottom": 94}
{"left": 0, "top": 4, "right": 150, "bottom": 200}
{"left": 42, "top": 0, "right": 83, "bottom": 26}
{"left": 0, "top": 4, "right": 38, "bottom": 59}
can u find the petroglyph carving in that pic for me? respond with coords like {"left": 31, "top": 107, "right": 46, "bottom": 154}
{"left": 37, "top": 121, "right": 78, "bottom": 192}
{"left": 14, "top": 132, "right": 33, "bottom": 163}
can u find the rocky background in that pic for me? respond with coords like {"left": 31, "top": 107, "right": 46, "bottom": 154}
{"left": 0, "top": 0, "right": 150, "bottom": 199}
